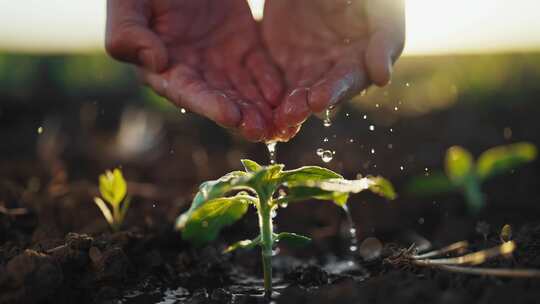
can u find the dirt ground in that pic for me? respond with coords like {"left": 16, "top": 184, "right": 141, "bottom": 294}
{"left": 1, "top": 60, "right": 540, "bottom": 303}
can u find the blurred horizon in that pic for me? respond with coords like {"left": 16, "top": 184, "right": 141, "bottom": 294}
{"left": 0, "top": 0, "right": 540, "bottom": 56}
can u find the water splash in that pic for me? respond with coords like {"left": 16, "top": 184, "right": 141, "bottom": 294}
{"left": 266, "top": 142, "right": 277, "bottom": 164}
{"left": 343, "top": 205, "right": 358, "bottom": 255}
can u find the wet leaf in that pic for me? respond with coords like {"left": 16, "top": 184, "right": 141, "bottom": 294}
{"left": 445, "top": 146, "right": 474, "bottom": 184}
{"left": 224, "top": 236, "right": 261, "bottom": 253}
{"left": 241, "top": 159, "right": 262, "bottom": 173}
{"left": 284, "top": 186, "right": 350, "bottom": 207}
{"left": 476, "top": 142, "right": 537, "bottom": 180}
{"left": 179, "top": 195, "right": 253, "bottom": 245}
{"left": 280, "top": 166, "right": 343, "bottom": 186}
{"left": 274, "top": 232, "right": 311, "bottom": 247}
{"left": 98, "top": 168, "right": 127, "bottom": 206}
{"left": 405, "top": 172, "right": 457, "bottom": 196}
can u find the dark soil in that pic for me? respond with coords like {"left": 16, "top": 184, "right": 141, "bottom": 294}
{"left": 1, "top": 69, "right": 540, "bottom": 303}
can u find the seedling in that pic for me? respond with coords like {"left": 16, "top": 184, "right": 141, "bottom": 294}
{"left": 94, "top": 168, "right": 130, "bottom": 232}
{"left": 176, "top": 159, "right": 396, "bottom": 297}
{"left": 406, "top": 142, "right": 537, "bottom": 212}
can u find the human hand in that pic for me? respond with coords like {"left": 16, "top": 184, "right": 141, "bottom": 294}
{"left": 106, "top": 0, "right": 284, "bottom": 142}
{"left": 262, "top": 0, "right": 405, "bottom": 139}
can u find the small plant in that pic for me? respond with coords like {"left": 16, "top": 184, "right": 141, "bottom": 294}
{"left": 407, "top": 142, "right": 537, "bottom": 212}
{"left": 94, "top": 168, "right": 130, "bottom": 231}
{"left": 176, "top": 159, "right": 396, "bottom": 297}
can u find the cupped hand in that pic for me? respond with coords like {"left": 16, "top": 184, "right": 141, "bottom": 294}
{"left": 262, "top": 0, "right": 405, "bottom": 140}
{"left": 106, "top": 0, "right": 284, "bottom": 141}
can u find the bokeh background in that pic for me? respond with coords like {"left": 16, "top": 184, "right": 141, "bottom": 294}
{"left": 1, "top": 0, "right": 540, "bottom": 247}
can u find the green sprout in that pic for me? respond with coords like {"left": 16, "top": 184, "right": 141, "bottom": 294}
{"left": 176, "top": 159, "right": 396, "bottom": 297}
{"left": 406, "top": 142, "right": 537, "bottom": 212}
{"left": 94, "top": 168, "right": 130, "bottom": 232}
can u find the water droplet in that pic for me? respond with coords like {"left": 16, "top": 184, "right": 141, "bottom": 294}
{"left": 348, "top": 138, "right": 355, "bottom": 143}
{"left": 387, "top": 144, "right": 393, "bottom": 149}
{"left": 272, "top": 248, "right": 280, "bottom": 256}
{"left": 37, "top": 126, "right": 43, "bottom": 134}
{"left": 279, "top": 201, "right": 288, "bottom": 208}
{"left": 170, "top": 149, "right": 175, "bottom": 154}
{"left": 152, "top": 203, "right": 157, "bottom": 208}
{"left": 405, "top": 82, "right": 410, "bottom": 87}
{"left": 359, "top": 237, "right": 383, "bottom": 261}
{"left": 323, "top": 137, "right": 329, "bottom": 143}
{"left": 323, "top": 109, "right": 332, "bottom": 127}
{"left": 389, "top": 128, "right": 394, "bottom": 133}
{"left": 316, "top": 148, "right": 324, "bottom": 156}
{"left": 370, "top": 148, "right": 376, "bottom": 155}
{"left": 375, "top": 103, "right": 380, "bottom": 108}
{"left": 266, "top": 142, "right": 278, "bottom": 164}
{"left": 369, "top": 125, "right": 375, "bottom": 131}
{"left": 418, "top": 217, "right": 425, "bottom": 224}
{"left": 400, "top": 165, "right": 404, "bottom": 171}
{"left": 271, "top": 209, "right": 277, "bottom": 218}
{"left": 343, "top": 206, "right": 359, "bottom": 255}
{"left": 394, "top": 106, "right": 399, "bottom": 111}
{"left": 363, "top": 114, "right": 368, "bottom": 120}
{"left": 321, "top": 150, "right": 334, "bottom": 163}
{"left": 503, "top": 127, "right": 512, "bottom": 140}
{"left": 345, "top": 113, "right": 350, "bottom": 117}
{"left": 180, "top": 108, "right": 187, "bottom": 114}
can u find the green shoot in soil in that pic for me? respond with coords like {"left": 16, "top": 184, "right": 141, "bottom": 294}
{"left": 406, "top": 142, "right": 537, "bottom": 212}
{"left": 94, "top": 168, "right": 130, "bottom": 232}
{"left": 176, "top": 159, "right": 396, "bottom": 298}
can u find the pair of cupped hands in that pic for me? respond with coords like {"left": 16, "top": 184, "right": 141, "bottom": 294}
{"left": 106, "top": 0, "right": 405, "bottom": 142}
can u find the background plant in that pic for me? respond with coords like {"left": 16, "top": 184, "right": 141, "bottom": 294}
{"left": 176, "top": 159, "right": 396, "bottom": 297}
{"left": 406, "top": 142, "right": 537, "bottom": 212}
{"left": 94, "top": 168, "right": 130, "bottom": 232}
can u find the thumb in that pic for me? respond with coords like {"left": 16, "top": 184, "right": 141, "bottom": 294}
{"left": 105, "top": 0, "right": 168, "bottom": 72}
{"left": 364, "top": 0, "right": 405, "bottom": 86}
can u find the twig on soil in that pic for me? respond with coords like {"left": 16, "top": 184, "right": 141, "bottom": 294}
{"left": 387, "top": 240, "right": 540, "bottom": 278}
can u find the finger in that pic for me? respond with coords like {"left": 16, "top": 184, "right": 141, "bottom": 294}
{"left": 246, "top": 50, "right": 284, "bottom": 107}
{"left": 236, "top": 100, "right": 269, "bottom": 142}
{"left": 296, "top": 61, "right": 332, "bottom": 87}
{"left": 271, "top": 125, "right": 302, "bottom": 143}
{"left": 365, "top": 0, "right": 406, "bottom": 86}
{"left": 274, "top": 88, "right": 311, "bottom": 130}
{"left": 105, "top": 0, "right": 168, "bottom": 72}
{"left": 227, "top": 66, "right": 273, "bottom": 122}
{"left": 143, "top": 66, "right": 241, "bottom": 129}
{"left": 308, "top": 61, "right": 370, "bottom": 113}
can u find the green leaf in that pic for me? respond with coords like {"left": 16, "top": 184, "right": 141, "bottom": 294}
{"left": 179, "top": 195, "right": 253, "bottom": 245}
{"left": 365, "top": 176, "right": 398, "bottom": 200}
{"left": 445, "top": 146, "right": 474, "bottom": 184}
{"left": 476, "top": 142, "right": 537, "bottom": 180}
{"left": 284, "top": 186, "right": 350, "bottom": 206}
{"left": 99, "top": 168, "right": 127, "bottom": 207}
{"left": 190, "top": 171, "right": 251, "bottom": 214}
{"left": 405, "top": 172, "right": 457, "bottom": 196}
{"left": 224, "top": 236, "right": 261, "bottom": 253}
{"left": 280, "top": 166, "right": 343, "bottom": 186}
{"left": 274, "top": 232, "right": 311, "bottom": 247}
{"left": 241, "top": 159, "right": 262, "bottom": 173}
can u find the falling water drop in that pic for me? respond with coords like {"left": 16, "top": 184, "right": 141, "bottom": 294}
{"left": 37, "top": 126, "right": 43, "bottom": 134}
{"left": 323, "top": 137, "right": 329, "bottom": 143}
{"left": 363, "top": 114, "right": 368, "bottom": 120}
{"left": 316, "top": 148, "right": 324, "bottom": 156}
{"left": 266, "top": 142, "right": 278, "bottom": 164}
{"left": 323, "top": 109, "right": 332, "bottom": 127}
{"left": 180, "top": 108, "right": 187, "bottom": 114}
{"left": 400, "top": 165, "right": 405, "bottom": 171}
{"left": 370, "top": 148, "right": 376, "bottom": 155}
{"left": 369, "top": 125, "right": 375, "bottom": 131}
{"left": 343, "top": 206, "right": 358, "bottom": 255}
{"left": 321, "top": 150, "right": 334, "bottom": 163}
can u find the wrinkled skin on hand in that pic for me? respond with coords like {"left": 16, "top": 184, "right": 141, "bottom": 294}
{"left": 262, "top": 0, "right": 405, "bottom": 139}
{"left": 106, "top": 0, "right": 286, "bottom": 142}
{"left": 106, "top": 0, "right": 404, "bottom": 143}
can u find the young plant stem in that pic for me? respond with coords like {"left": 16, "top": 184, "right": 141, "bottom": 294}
{"left": 258, "top": 197, "right": 274, "bottom": 298}
{"left": 463, "top": 177, "right": 484, "bottom": 213}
